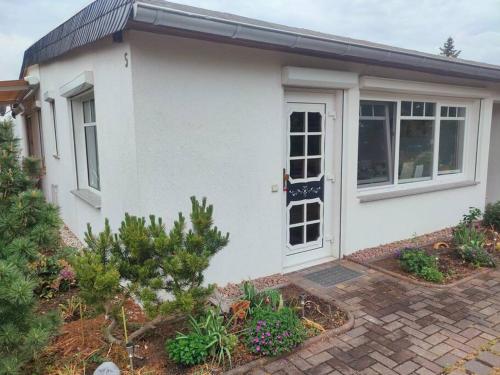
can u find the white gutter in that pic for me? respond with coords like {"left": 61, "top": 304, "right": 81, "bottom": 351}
{"left": 132, "top": 1, "right": 500, "bottom": 82}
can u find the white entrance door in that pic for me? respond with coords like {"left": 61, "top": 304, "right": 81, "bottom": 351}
{"left": 283, "top": 92, "right": 341, "bottom": 269}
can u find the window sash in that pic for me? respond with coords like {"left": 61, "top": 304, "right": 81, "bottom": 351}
{"left": 358, "top": 98, "right": 470, "bottom": 189}
{"left": 84, "top": 124, "right": 100, "bottom": 191}
{"left": 50, "top": 101, "right": 59, "bottom": 156}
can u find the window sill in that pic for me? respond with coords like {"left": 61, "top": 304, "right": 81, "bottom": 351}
{"left": 71, "top": 189, "right": 101, "bottom": 209}
{"left": 358, "top": 180, "right": 479, "bottom": 203}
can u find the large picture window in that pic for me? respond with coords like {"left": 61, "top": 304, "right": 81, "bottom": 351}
{"left": 358, "top": 99, "right": 470, "bottom": 188}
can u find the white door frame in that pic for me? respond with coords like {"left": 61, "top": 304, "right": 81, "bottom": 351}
{"left": 282, "top": 90, "right": 343, "bottom": 272}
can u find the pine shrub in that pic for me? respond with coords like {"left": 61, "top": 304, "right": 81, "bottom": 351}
{"left": 484, "top": 201, "right": 500, "bottom": 231}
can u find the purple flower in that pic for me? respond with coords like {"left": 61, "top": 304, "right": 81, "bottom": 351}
{"left": 253, "top": 338, "right": 259, "bottom": 343}
{"left": 256, "top": 346, "right": 261, "bottom": 352}
{"left": 266, "top": 332, "right": 271, "bottom": 337}
{"left": 59, "top": 267, "right": 75, "bottom": 281}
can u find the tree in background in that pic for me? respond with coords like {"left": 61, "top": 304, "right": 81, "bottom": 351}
{"left": 0, "top": 120, "right": 60, "bottom": 374}
{"left": 440, "top": 37, "right": 461, "bottom": 58}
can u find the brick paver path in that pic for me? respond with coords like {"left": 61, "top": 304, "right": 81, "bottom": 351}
{"left": 252, "top": 261, "right": 500, "bottom": 375}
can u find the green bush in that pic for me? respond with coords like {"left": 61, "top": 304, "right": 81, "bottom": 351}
{"left": 241, "top": 282, "right": 283, "bottom": 314}
{"left": 74, "top": 197, "right": 229, "bottom": 344}
{"left": 245, "top": 307, "right": 306, "bottom": 356}
{"left": 166, "top": 332, "right": 210, "bottom": 366}
{"left": 483, "top": 201, "right": 500, "bottom": 231}
{"left": 0, "top": 120, "right": 60, "bottom": 374}
{"left": 418, "top": 266, "right": 444, "bottom": 283}
{"left": 457, "top": 244, "right": 496, "bottom": 268}
{"left": 452, "top": 224, "right": 486, "bottom": 248}
{"left": 166, "top": 308, "right": 237, "bottom": 367}
{"left": 398, "top": 248, "right": 444, "bottom": 283}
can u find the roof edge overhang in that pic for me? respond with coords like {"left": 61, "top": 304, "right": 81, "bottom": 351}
{"left": 131, "top": 1, "right": 500, "bottom": 83}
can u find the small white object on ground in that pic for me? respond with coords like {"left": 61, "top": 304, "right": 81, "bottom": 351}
{"left": 93, "top": 361, "right": 120, "bottom": 375}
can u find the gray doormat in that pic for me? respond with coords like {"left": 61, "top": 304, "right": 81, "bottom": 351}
{"left": 304, "top": 265, "right": 362, "bottom": 287}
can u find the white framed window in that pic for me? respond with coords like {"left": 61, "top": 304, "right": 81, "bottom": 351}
{"left": 358, "top": 95, "right": 478, "bottom": 190}
{"left": 49, "top": 100, "right": 59, "bottom": 157}
{"left": 71, "top": 93, "right": 101, "bottom": 193}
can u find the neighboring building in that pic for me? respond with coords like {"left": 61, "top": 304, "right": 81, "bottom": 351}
{"left": 3, "top": 0, "right": 500, "bottom": 285}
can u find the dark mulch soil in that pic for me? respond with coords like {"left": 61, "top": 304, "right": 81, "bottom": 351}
{"left": 370, "top": 230, "right": 500, "bottom": 284}
{"left": 35, "top": 283, "right": 347, "bottom": 374}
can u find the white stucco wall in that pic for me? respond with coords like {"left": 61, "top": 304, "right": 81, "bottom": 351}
{"left": 16, "top": 29, "right": 498, "bottom": 286}
{"left": 18, "top": 37, "right": 139, "bottom": 239}
{"left": 128, "top": 31, "right": 496, "bottom": 285}
{"left": 486, "top": 103, "right": 500, "bottom": 204}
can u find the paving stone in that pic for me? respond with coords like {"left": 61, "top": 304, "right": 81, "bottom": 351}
{"left": 393, "top": 360, "right": 420, "bottom": 375}
{"left": 305, "top": 363, "right": 333, "bottom": 375}
{"left": 430, "top": 342, "right": 453, "bottom": 356}
{"left": 477, "top": 351, "right": 500, "bottom": 367}
{"left": 464, "top": 359, "right": 492, "bottom": 375}
{"left": 306, "top": 351, "right": 332, "bottom": 366}
{"left": 435, "top": 352, "right": 460, "bottom": 368}
{"left": 369, "top": 351, "right": 397, "bottom": 369}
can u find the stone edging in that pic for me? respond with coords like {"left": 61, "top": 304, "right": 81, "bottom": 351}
{"left": 224, "top": 283, "right": 355, "bottom": 375}
{"left": 348, "top": 257, "right": 494, "bottom": 289}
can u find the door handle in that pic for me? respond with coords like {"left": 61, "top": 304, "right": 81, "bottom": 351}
{"left": 326, "top": 174, "right": 335, "bottom": 183}
{"left": 283, "top": 169, "right": 289, "bottom": 192}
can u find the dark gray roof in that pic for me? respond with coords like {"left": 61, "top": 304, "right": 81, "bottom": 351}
{"left": 20, "top": 0, "right": 133, "bottom": 77}
{"left": 20, "top": 0, "right": 500, "bottom": 82}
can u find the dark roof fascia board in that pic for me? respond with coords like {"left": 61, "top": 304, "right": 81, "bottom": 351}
{"left": 132, "top": 0, "right": 500, "bottom": 82}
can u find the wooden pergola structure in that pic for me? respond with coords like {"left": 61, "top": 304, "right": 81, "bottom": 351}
{"left": 0, "top": 80, "right": 30, "bottom": 114}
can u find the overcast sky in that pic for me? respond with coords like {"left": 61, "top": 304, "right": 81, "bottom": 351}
{"left": 1, "top": 0, "right": 500, "bottom": 80}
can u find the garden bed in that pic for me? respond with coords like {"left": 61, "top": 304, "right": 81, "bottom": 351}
{"left": 350, "top": 223, "right": 499, "bottom": 287}
{"left": 34, "top": 283, "right": 349, "bottom": 374}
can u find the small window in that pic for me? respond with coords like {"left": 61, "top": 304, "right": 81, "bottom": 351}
{"left": 357, "top": 101, "right": 396, "bottom": 186}
{"left": 50, "top": 101, "right": 59, "bottom": 157}
{"left": 438, "top": 106, "right": 465, "bottom": 175}
{"left": 82, "top": 98, "right": 100, "bottom": 190}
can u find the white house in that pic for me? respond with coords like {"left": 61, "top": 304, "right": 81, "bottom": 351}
{"left": 4, "top": 0, "right": 500, "bottom": 285}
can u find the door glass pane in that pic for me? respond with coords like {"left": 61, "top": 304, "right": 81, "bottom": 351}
{"left": 289, "top": 226, "right": 304, "bottom": 245}
{"left": 307, "top": 135, "right": 321, "bottom": 156}
{"left": 290, "top": 159, "right": 305, "bottom": 179}
{"left": 398, "top": 120, "right": 434, "bottom": 182}
{"left": 457, "top": 107, "right": 466, "bottom": 117}
{"left": 439, "top": 120, "right": 464, "bottom": 174}
{"left": 449, "top": 107, "right": 457, "bottom": 117}
{"left": 85, "top": 125, "right": 100, "bottom": 190}
{"left": 290, "top": 204, "right": 304, "bottom": 225}
{"left": 290, "top": 112, "right": 305, "bottom": 132}
{"left": 307, "top": 158, "right": 321, "bottom": 178}
{"left": 306, "top": 202, "right": 320, "bottom": 221}
{"left": 290, "top": 136, "right": 305, "bottom": 157}
{"left": 306, "top": 223, "right": 320, "bottom": 242}
{"left": 441, "top": 106, "right": 448, "bottom": 117}
{"left": 308, "top": 112, "right": 322, "bottom": 132}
